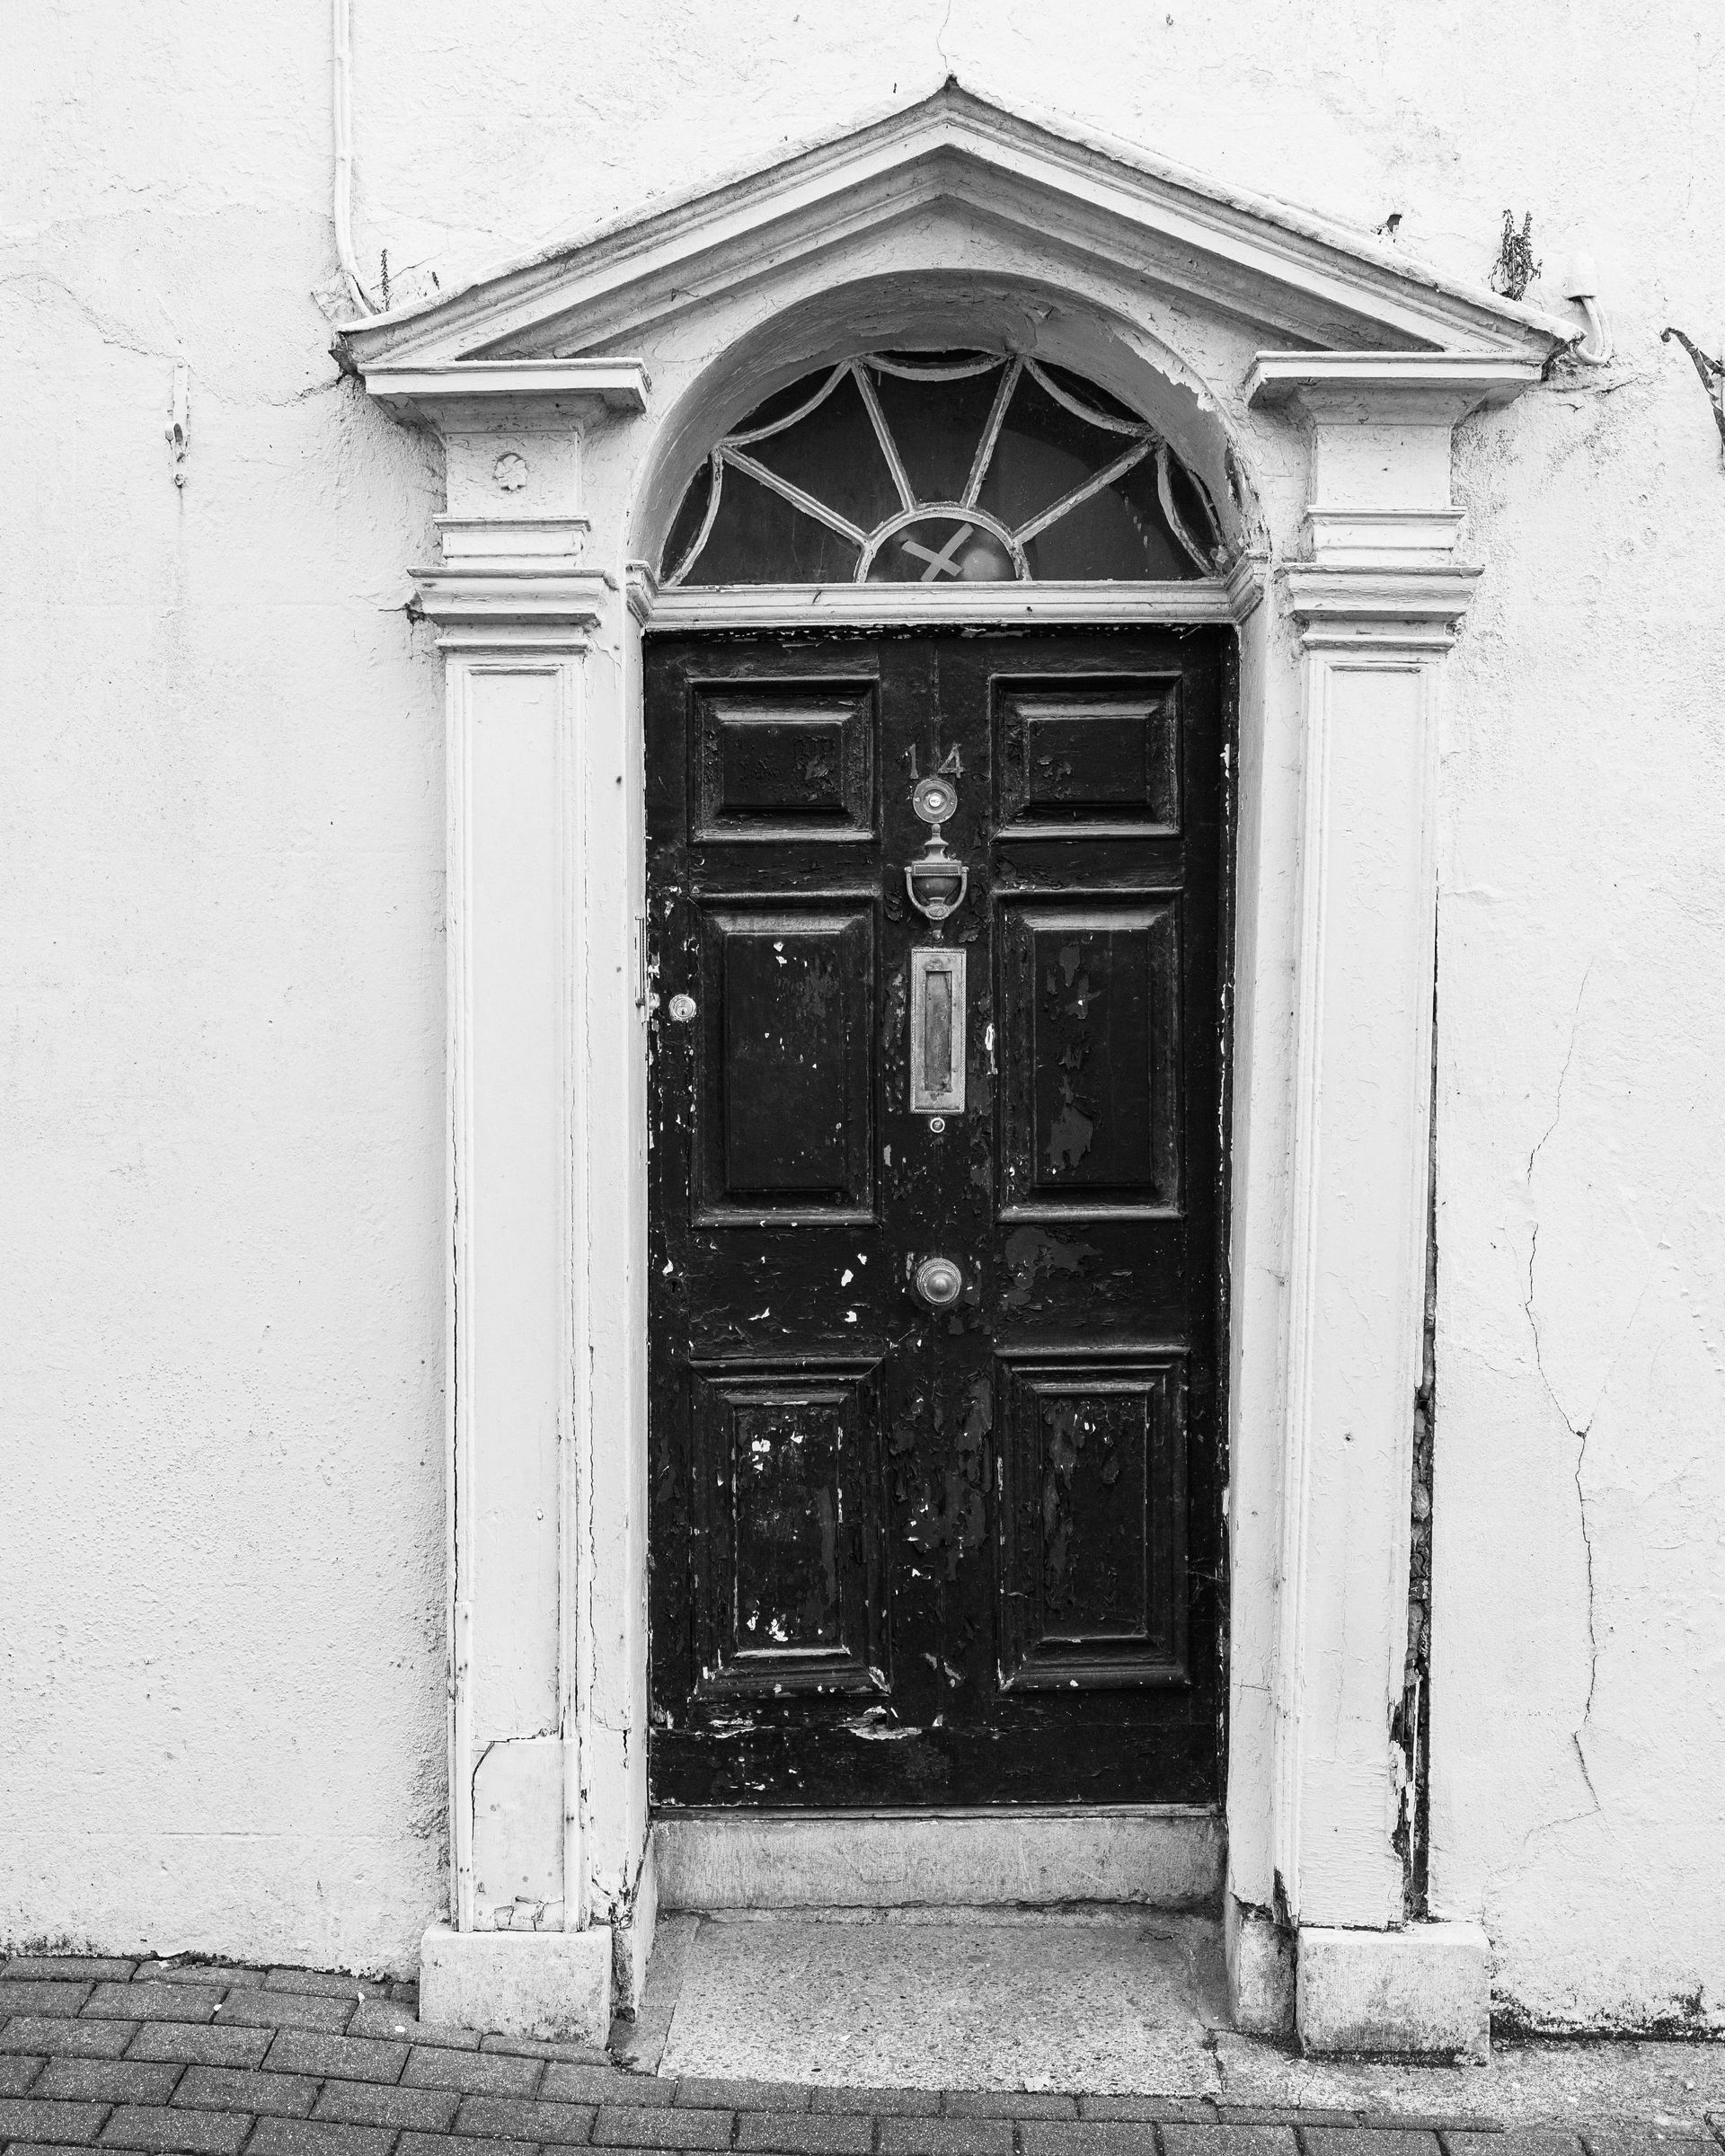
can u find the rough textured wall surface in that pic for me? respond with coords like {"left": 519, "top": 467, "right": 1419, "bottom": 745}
{"left": 5, "top": 0, "right": 1723, "bottom": 2008}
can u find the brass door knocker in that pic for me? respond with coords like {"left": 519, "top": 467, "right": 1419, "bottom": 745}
{"left": 906, "top": 775, "right": 968, "bottom": 923}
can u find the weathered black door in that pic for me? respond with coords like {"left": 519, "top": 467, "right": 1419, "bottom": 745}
{"left": 646, "top": 627, "right": 1228, "bottom": 1807}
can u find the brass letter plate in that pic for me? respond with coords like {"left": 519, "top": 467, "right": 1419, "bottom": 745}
{"left": 909, "top": 948, "right": 966, "bottom": 1115}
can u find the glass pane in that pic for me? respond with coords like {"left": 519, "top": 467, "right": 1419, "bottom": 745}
{"left": 660, "top": 349, "right": 1224, "bottom": 586}
{"left": 662, "top": 457, "right": 715, "bottom": 582}
{"left": 868, "top": 355, "right": 1006, "bottom": 506}
{"left": 975, "top": 364, "right": 1139, "bottom": 535}
{"left": 1021, "top": 455, "right": 1197, "bottom": 581}
{"left": 865, "top": 514, "right": 1017, "bottom": 584}
{"left": 747, "top": 367, "right": 902, "bottom": 536}
{"left": 681, "top": 463, "right": 861, "bottom": 586}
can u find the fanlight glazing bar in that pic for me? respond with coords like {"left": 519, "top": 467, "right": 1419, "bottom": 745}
{"left": 721, "top": 448, "right": 869, "bottom": 543}
{"left": 726, "top": 365, "right": 850, "bottom": 448}
{"left": 1022, "top": 357, "right": 1154, "bottom": 438}
{"left": 1013, "top": 437, "right": 1154, "bottom": 544}
{"left": 1154, "top": 443, "right": 1216, "bottom": 572}
{"left": 665, "top": 453, "right": 724, "bottom": 588}
{"left": 867, "top": 351, "right": 1003, "bottom": 380}
{"left": 851, "top": 360, "right": 916, "bottom": 514}
{"left": 962, "top": 355, "right": 1023, "bottom": 509}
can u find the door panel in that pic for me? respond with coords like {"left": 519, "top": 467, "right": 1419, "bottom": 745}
{"left": 694, "top": 903, "right": 875, "bottom": 1222}
{"left": 647, "top": 627, "right": 1228, "bottom": 1808}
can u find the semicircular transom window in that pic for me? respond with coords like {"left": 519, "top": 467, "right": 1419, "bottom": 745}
{"left": 660, "top": 351, "right": 1224, "bottom": 588}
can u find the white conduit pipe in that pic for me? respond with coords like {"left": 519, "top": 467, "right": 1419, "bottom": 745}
{"left": 332, "top": 0, "right": 377, "bottom": 314}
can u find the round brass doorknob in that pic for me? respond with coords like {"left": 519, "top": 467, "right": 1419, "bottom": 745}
{"left": 912, "top": 1255, "right": 964, "bottom": 1310}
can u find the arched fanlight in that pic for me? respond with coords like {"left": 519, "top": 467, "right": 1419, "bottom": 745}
{"left": 660, "top": 351, "right": 1224, "bottom": 588}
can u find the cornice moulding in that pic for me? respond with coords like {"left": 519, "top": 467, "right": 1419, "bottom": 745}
{"left": 411, "top": 566, "right": 612, "bottom": 645}
{"left": 1245, "top": 351, "right": 1543, "bottom": 414}
{"left": 360, "top": 360, "right": 650, "bottom": 422}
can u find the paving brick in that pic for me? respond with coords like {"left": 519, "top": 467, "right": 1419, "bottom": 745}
{"left": 677, "top": 2081, "right": 811, "bottom": 2113}
{"left": 263, "top": 1971, "right": 390, "bottom": 2002}
{"left": 945, "top": 2095, "right": 1078, "bottom": 2119}
{"left": 125, "top": 2027, "right": 271, "bottom": 2071}
{"left": 346, "top": 2002, "right": 481, "bottom": 2049}
{"left": 1445, "top": 2138, "right": 1576, "bottom": 2156}
{"left": 1022, "top": 2125, "right": 1158, "bottom": 2156}
{"left": 86, "top": 1985, "right": 225, "bottom": 2027}
{"left": 172, "top": 2066, "right": 321, "bottom": 2116}
{"left": 3, "top": 1960, "right": 138, "bottom": 1984}
{"left": 454, "top": 2094, "right": 598, "bottom": 2143}
{"left": 314, "top": 2079, "right": 463, "bottom": 2132}
{"left": 100, "top": 2108, "right": 251, "bottom": 2154}
{"left": 0, "top": 1982, "right": 95, "bottom": 2019}
{"left": 1085, "top": 2108, "right": 1219, "bottom": 2126}
{"left": 1305, "top": 2134, "right": 1439, "bottom": 2156}
{"left": 36, "top": 2062, "right": 182, "bottom": 2105}
{"left": 403, "top": 2048, "right": 544, "bottom": 2098}
{"left": 0, "top": 2055, "right": 47, "bottom": 2095}
{"left": 212, "top": 1992, "right": 354, "bottom": 2033}
{"left": 136, "top": 1969, "right": 263, "bottom": 1993}
{"left": 482, "top": 2037, "right": 613, "bottom": 2064}
{"left": 1580, "top": 2138, "right": 1720, "bottom": 2156}
{"left": 736, "top": 2111, "right": 873, "bottom": 2154}
{"left": 880, "top": 2123, "right": 1015, "bottom": 2156}
{"left": 811, "top": 2090, "right": 942, "bottom": 2118}
{"left": 1164, "top": 2131, "right": 1297, "bottom": 2156}
{"left": 544, "top": 2065, "right": 674, "bottom": 2107}
{"left": 398, "top": 2135, "right": 536, "bottom": 2156}
{"left": 245, "top": 2120, "right": 397, "bottom": 2156}
{"left": 593, "top": 2105, "right": 736, "bottom": 2149}
{"left": 264, "top": 2029, "right": 409, "bottom": 2084}
{"left": 0, "top": 2101, "right": 111, "bottom": 2145}
{"left": 3, "top": 2020, "right": 137, "bottom": 2061}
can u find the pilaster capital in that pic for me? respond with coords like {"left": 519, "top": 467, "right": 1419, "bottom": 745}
{"left": 411, "top": 565, "right": 611, "bottom": 653}
{"left": 1281, "top": 562, "right": 1482, "bottom": 652}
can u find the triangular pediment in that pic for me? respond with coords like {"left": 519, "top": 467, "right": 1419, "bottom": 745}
{"left": 337, "top": 81, "right": 1570, "bottom": 378}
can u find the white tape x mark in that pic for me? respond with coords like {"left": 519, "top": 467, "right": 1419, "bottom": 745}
{"left": 899, "top": 523, "right": 976, "bottom": 582}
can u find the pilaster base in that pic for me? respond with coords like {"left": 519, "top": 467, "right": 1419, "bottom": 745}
{"left": 1225, "top": 1894, "right": 1296, "bottom": 2037}
{"left": 1296, "top": 1922, "right": 1490, "bottom": 2060}
{"left": 420, "top": 1922, "right": 613, "bottom": 2042}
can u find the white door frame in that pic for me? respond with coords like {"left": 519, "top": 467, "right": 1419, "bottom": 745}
{"left": 339, "top": 83, "right": 1568, "bottom": 2056}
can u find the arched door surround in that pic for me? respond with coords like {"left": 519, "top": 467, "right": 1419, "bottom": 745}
{"left": 340, "top": 81, "right": 1570, "bottom": 2058}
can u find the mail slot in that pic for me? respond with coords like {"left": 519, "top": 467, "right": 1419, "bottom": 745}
{"left": 909, "top": 948, "right": 966, "bottom": 1115}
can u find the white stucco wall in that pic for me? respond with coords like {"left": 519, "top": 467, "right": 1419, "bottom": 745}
{"left": 5, "top": 0, "right": 1723, "bottom": 2010}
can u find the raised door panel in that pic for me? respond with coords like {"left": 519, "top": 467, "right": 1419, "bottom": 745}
{"left": 694, "top": 682, "right": 875, "bottom": 843}
{"left": 689, "top": 1361, "right": 887, "bottom": 1698}
{"left": 996, "top": 900, "right": 1181, "bottom": 1219}
{"left": 996, "top": 1356, "right": 1187, "bottom": 1690}
{"left": 995, "top": 680, "right": 1181, "bottom": 837}
{"left": 694, "top": 903, "right": 876, "bottom": 1224}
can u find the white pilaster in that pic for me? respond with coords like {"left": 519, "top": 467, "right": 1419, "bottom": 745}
{"left": 1244, "top": 355, "right": 1535, "bottom": 2054}
{"left": 393, "top": 369, "right": 642, "bottom": 2040}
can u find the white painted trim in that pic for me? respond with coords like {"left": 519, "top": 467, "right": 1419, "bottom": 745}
{"left": 1296, "top": 1922, "right": 1490, "bottom": 2060}
{"left": 654, "top": 1807, "right": 1223, "bottom": 1913}
{"left": 362, "top": 360, "right": 649, "bottom": 419}
{"left": 420, "top": 1922, "right": 613, "bottom": 2043}
{"left": 644, "top": 577, "right": 1245, "bottom": 632}
{"left": 1245, "top": 349, "right": 1542, "bottom": 409}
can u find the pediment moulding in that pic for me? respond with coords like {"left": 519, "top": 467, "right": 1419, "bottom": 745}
{"left": 334, "top": 83, "right": 1573, "bottom": 376}
{"left": 338, "top": 84, "right": 1569, "bottom": 625}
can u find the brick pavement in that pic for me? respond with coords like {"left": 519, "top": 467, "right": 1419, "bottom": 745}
{"left": 2, "top": 1957, "right": 1721, "bottom": 2156}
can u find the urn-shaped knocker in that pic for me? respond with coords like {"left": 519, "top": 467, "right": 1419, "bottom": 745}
{"left": 906, "top": 774, "right": 968, "bottom": 923}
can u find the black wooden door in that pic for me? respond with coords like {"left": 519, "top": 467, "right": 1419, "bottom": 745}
{"left": 646, "top": 628, "right": 1228, "bottom": 1807}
